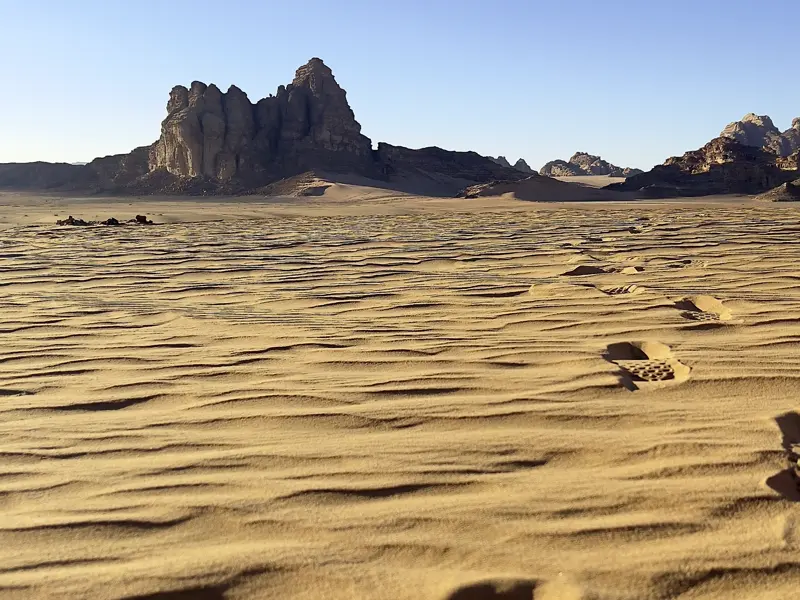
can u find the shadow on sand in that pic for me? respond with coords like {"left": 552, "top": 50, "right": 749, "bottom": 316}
{"left": 766, "top": 411, "right": 800, "bottom": 502}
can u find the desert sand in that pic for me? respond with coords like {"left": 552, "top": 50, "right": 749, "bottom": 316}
{"left": 1, "top": 186, "right": 800, "bottom": 600}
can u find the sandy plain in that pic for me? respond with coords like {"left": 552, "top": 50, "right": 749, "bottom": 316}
{"left": 0, "top": 185, "right": 799, "bottom": 599}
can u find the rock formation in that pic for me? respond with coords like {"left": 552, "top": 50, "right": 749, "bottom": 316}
{"left": 540, "top": 152, "right": 642, "bottom": 177}
{"left": 488, "top": 156, "right": 536, "bottom": 174}
{"left": 489, "top": 156, "right": 512, "bottom": 169}
{"left": 608, "top": 137, "right": 795, "bottom": 197}
{"left": 720, "top": 113, "right": 800, "bottom": 157}
{"left": 149, "top": 58, "right": 376, "bottom": 184}
{"left": 513, "top": 158, "right": 534, "bottom": 174}
{"left": 0, "top": 58, "right": 524, "bottom": 195}
{"left": 777, "top": 149, "right": 800, "bottom": 171}
{"left": 755, "top": 179, "right": 800, "bottom": 202}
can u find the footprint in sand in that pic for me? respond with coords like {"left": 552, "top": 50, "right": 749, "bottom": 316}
{"left": 561, "top": 265, "right": 644, "bottom": 277}
{"left": 605, "top": 341, "right": 690, "bottom": 391}
{"left": 597, "top": 284, "right": 646, "bottom": 296}
{"left": 528, "top": 283, "right": 599, "bottom": 299}
{"left": 676, "top": 295, "right": 733, "bottom": 323}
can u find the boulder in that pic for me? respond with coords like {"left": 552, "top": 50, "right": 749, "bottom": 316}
{"left": 56, "top": 216, "right": 90, "bottom": 226}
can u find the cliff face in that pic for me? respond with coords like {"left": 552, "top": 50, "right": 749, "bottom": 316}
{"left": 149, "top": 58, "right": 376, "bottom": 183}
{"left": 540, "top": 152, "right": 642, "bottom": 177}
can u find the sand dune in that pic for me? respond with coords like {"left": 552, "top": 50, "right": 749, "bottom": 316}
{"left": 1, "top": 190, "right": 800, "bottom": 599}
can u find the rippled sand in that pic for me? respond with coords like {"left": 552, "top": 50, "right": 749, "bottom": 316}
{"left": 1, "top": 191, "right": 799, "bottom": 599}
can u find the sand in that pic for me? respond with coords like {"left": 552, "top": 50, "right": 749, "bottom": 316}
{"left": 554, "top": 175, "right": 627, "bottom": 189}
{"left": 1, "top": 187, "right": 800, "bottom": 599}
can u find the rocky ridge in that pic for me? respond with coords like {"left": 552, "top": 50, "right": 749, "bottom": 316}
{"left": 608, "top": 137, "right": 796, "bottom": 197}
{"left": 488, "top": 156, "right": 534, "bottom": 174}
{"left": 540, "top": 152, "right": 643, "bottom": 177}
{"left": 513, "top": 158, "right": 534, "bottom": 174}
{"left": 488, "top": 156, "right": 513, "bottom": 169}
{"left": 0, "top": 59, "right": 524, "bottom": 195}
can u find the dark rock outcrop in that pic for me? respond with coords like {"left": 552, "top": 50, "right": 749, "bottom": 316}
{"left": 0, "top": 147, "right": 151, "bottom": 192}
{"left": 56, "top": 215, "right": 156, "bottom": 226}
{"left": 0, "top": 162, "right": 93, "bottom": 190}
{"left": 720, "top": 113, "right": 800, "bottom": 157}
{"left": 540, "top": 152, "right": 642, "bottom": 177}
{"left": 755, "top": 179, "right": 800, "bottom": 202}
{"left": 377, "top": 145, "right": 527, "bottom": 195}
{"left": 1, "top": 58, "right": 522, "bottom": 196}
{"left": 56, "top": 216, "right": 91, "bottom": 226}
{"left": 608, "top": 137, "right": 795, "bottom": 197}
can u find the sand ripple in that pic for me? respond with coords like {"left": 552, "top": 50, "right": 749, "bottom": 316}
{"left": 1, "top": 203, "right": 800, "bottom": 598}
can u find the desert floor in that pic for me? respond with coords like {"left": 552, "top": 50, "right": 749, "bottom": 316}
{"left": 1, "top": 188, "right": 799, "bottom": 599}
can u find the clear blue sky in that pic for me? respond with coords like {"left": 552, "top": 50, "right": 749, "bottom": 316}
{"left": 1, "top": 0, "right": 797, "bottom": 170}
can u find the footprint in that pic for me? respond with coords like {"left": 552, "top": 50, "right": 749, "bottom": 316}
{"left": 619, "top": 266, "right": 644, "bottom": 275}
{"left": 598, "top": 284, "right": 646, "bottom": 296}
{"left": 561, "top": 265, "right": 643, "bottom": 277}
{"left": 529, "top": 283, "right": 598, "bottom": 299}
{"left": 561, "top": 265, "right": 609, "bottom": 276}
{"left": 605, "top": 341, "right": 691, "bottom": 390}
{"left": 443, "top": 579, "right": 537, "bottom": 600}
{"left": 677, "top": 295, "right": 733, "bottom": 322}
{"left": 766, "top": 412, "right": 800, "bottom": 501}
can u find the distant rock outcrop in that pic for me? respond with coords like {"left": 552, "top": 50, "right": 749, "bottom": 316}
{"left": 720, "top": 113, "right": 800, "bottom": 157}
{"left": 513, "top": 158, "right": 534, "bottom": 174}
{"left": 0, "top": 58, "right": 523, "bottom": 195}
{"left": 608, "top": 137, "right": 795, "bottom": 197}
{"left": 489, "top": 156, "right": 512, "bottom": 169}
{"left": 540, "top": 152, "right": 642, "bottom": 177}
{"left": 488, "top": 156, "right": 535, "bottom": 174}
{"left": 458, "top": 175, "right": 630, "bottom": 202}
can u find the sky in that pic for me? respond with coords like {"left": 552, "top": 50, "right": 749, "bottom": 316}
{"left": 1, "top": 0, "right": 797, "bottom": 170}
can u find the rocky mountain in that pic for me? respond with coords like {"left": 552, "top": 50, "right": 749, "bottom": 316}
{"left": 488, "top": 156, "right": 535, "bottom": 174}
{"left": 607, "top": 137, "right": 796, "bottom": 197}
{"left": 0, "top": 59, "right": 524, "bottom": 195}
{"left": 540, "top": 152, "right": 642, "bottom": 177}
{"left": 720, "top": 113, "right": 800, "bottom": 157}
